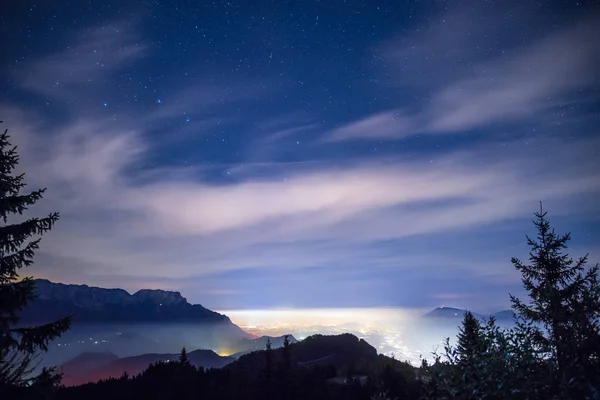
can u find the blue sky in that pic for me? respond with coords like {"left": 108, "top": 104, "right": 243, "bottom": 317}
{"left": 1, "top": 0, "right": 599, "bottom": 312}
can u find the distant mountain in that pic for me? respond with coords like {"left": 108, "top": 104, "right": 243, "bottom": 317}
{"left": 61, "top": 349, "right": 234, "bottom": 386}
{"left": 492, "top": 310, "right": 516, "bottom": 321}
{"left": 229, "top": 335, "right": 298, "bottom": 358}
{"left": 424, "top": 307, "right": 517, "bottom": 323}
{"left": 60, "top": 352, "right": 120, "bottom": 383}
{"left": 423, "top": 307, "right": 474, "bottom": 319}
{"left": 227, "top": 333, "right": 378, "bottom": 377}
{"left": 20, "top": 279, "right": 235, "bottom": 325}
{"left": 19, "top": 280, "right": 253, "bottom": 373}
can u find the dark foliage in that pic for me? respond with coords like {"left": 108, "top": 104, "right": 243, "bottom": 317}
{"left": 2, "top": 333, "right": 421, "bottom": 400}
{"left": 178, "top": 347, "right": 190, "bottom": 368}
{"left": 421, "top": 206, "right": 600, "bottom": 399}
{"left": 0, "top": 124, "right": 71, "bottom": 387}
{"left": 510, "top": 205, "right": 600, "bottom": 398}
{"left": 35, "top": 334, "right": 422, "bottom": 400}
{"left": 455, "top": 311, "right": 483, "bottom": 364}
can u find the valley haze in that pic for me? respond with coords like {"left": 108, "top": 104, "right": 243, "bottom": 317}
{"left": 28, "top": 280, "right": 513, "bottom": 377}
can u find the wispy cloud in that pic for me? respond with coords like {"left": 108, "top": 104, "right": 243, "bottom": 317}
{"left": 426, "top": 19, "right": 600, "bottom": 133}
{"left": 324, "top": 9, "right": 600, "bottom": 141}
{"left": 262, "top": 124, "right": 319, "bottom": 143}
{"left": 241, "top": 113, "right": 320, "bottom": 161}
{"left": 5, "top": 104, "right": 599, "bottom": 295}
{"left": 18, "top": 21, "right": 147, "bottom": 102}
{"left": 13, "top": 20, "right": 277, "bottom": 145}
{"left": 324, "top": 111, "right": 415, "bottom": 142}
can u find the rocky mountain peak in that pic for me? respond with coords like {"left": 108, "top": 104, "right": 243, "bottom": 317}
{"left": 24, "top": 279, "right": 234, "bottom": 324}
{"left": 132, "top": 289, "right": 187, "bottom": 305}
{"left": 34, "top": 279, "right": 131, "bottom": 310}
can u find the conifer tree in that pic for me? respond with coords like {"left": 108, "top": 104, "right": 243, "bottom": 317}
{"left": 179, "top": 347, "right": 190, "bottom": 367}
{"left": 455, "top": 311, "right": 483, "bottom": 364}
{"left": 265, "top": 338, "right": 272, "bottom": 380}
{"left": 0, "top": 124, "right": 71, "bottom": 386}
{"left": 510, "top": 205, "right": 600, "bottom": 397}
{"left": 282, "top": 335, "right": 291, "bottom": 370}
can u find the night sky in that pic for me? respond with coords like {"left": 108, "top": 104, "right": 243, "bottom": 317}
{"left": 1, "top": 0, "right": 599, "bottom": 311}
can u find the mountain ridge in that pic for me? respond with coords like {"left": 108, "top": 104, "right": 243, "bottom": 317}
{"left": 227, "top": 333, "right": 379, "bottom": 378}
{"left": 423, "top": 306, "right": 515, "bottom": 321}
{"left": 21, "top": 279, "right": 235, "bottom": 325}
{"left": 60, "top": 349, "right": 234, "bottom": 386}
{"left": 34, "top": 279, "right": 193, "bottom": 307}
{"left": 59, "top": 333, "right": 392, "bottom": 386}
{"left": 229, "top": 335, "right": 298, "bottom": 358}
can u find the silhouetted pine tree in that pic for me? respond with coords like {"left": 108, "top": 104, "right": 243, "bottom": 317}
{"left": 510, "top": 205, "right": 600, "bottom": 397}
{"left": 282, "top": 335, "right": 291, "bottom": 370}
{"left": 0, "top": 124, "right": 71, "bottom": 386}
{"left": 29, "top": 367, "right": 63, "bottom": 400}
{"left": 455, "top": 311, "right": 483, "bottom": 364}
{"left": 179, "top": 347, "right": 190, "bottom": 367}
{"left": 265, "top": 338, "right": 272, "bottom": 380}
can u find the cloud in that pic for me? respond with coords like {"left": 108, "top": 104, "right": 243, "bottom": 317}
{"left": 5, "top": 104, "right": 598, "bottom": 291}
{"left": 324, "top": 111, "right": 415, "bottom": 142}
{"left": 12, "top": 20, "right": 277, "bottom": 145}
{"left": 324, "top": 9, "right": 600, "bottom": 141}
{"left": 17, "top": 21, "right": 147, "bottom": 102}
{"left": 147, "top": 79, "right": 275, "bottom": 123}
{"left": 261, "top": 124, "right": 319, "bottom": 143}
{"left": 3, "top": 12, "right": 599, "bottom": 309}
{"left": 426, "top": 20, "right": 600, "bottom": 132}
{"left": 240, "top": 113, "right": 320, "bottom": 161}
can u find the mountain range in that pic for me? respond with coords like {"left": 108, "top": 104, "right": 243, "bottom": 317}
{"left": 21, "top": 279, "right": 234, "bottom": 324}
{"left": 20, "top": 279, "right": 253, "bottom": 370}
{"left": 58, "top": 334, "right": 299, "bottom": 386}
{"left": 19, "top": 279, "right": 520, "bottom": 387}
{"left": 59, "top": 349, "right": 235, "bottom": 386}
{"left": 58, "top": 333, "right": 394, "bottom": 386}
{"left": 230, "top": 335, "right": 299, "bottom": 358}
{"left": 226, "top": 333, "right": 381, "bottom": 379}
{"left": 423, "top": 306, "right": 516, "bottom": 321}
{"left": 24, "top": 279, "right": 515, "bottom": 326}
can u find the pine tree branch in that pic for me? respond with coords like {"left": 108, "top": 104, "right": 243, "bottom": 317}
{"left": 0, "top": 191, "right": 48, "bottom": 223}
{"left": 0, "top": 128, "right": 69, "bottom": 387}
{"left": 0, "top": 215, "right": 59, "bottom": 251}
{"left": 0, "top": 279, "right": 36, "bottom": 317}
{"left": 0, "top": 240, "right": 41, "bottom": 283}
{"left": 11, "top": 316, "right": 72, "bottom": 353}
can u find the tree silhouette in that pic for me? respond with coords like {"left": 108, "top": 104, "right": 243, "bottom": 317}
{"left": 282, "top": 335, "right": 291, "bottom": 370}
{"left": 510, "top": 204, "right": 600, "bottom": 397}
{"left": 265, "top": 338, "right": 272, "bottom": 380}
{"left": 419, "top": 206, "right": 600, "bottom": 399}
{"left": 0, "top": 123, "right": 71, "bottom": 386}
{"left": 455, "top": 311, "right": 483, "bottom": 364}
{"left": 179, "top": 347, "right": 190, "bottom": 368}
